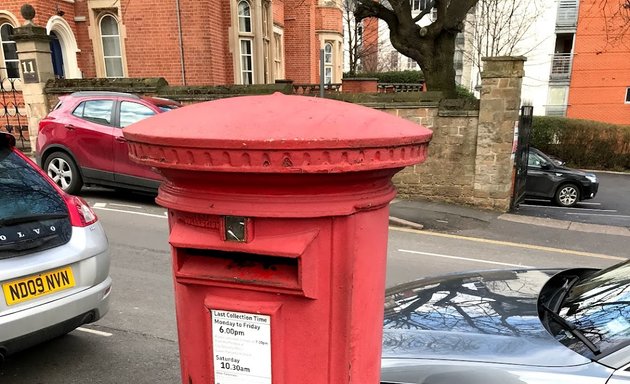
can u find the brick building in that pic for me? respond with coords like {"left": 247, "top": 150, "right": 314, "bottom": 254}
{"left": 567, "top": 0, "right": 630, "bottom": 125}
{"left": 0, "top": 0, "right": 343, "bottom": 86}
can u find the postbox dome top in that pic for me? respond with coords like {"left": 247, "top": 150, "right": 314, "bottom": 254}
{"left": 124, "top": 93, "right": 433, "bottom": 173}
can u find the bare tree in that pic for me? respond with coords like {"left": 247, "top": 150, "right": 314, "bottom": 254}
{"left": 355, "top": 0, "right": 479, "bottom": 98}
{"left": 590, "top": 0, "right": 630, "bottom": 49}
{"left": 466, "top": 0, "right": 546, "bottom": 80}
{"left": 344, "top": 0, "right": 390, "bottom": 74}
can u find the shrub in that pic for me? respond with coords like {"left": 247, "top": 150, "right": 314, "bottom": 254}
{"left": 455, "top": 85, "right": 478, "bottom": 101}
{"left": 531, "top": 116, "right": 630, "bottom": 171}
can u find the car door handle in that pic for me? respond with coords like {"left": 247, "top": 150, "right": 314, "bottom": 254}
{"left": 115, "top": 136, "right": 127, "bottom": 143}
{"left": 64, "top": 124, "right": 75, "bottom": 130}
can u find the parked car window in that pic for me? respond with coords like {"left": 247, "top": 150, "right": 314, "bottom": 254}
{"left": 119, "top": 101, "right": 156, "bottom": 128}
{"left": 528, "top": 152, "right": 547, "bottom": 168}
{"left": 157, "top": 104, "right": 179, "bottom": 112}
{"left": 71, "top": 102, "right": 85, "bottom": 118}
{"left": 72, "top": 100, "right": 114, "bottom": 126}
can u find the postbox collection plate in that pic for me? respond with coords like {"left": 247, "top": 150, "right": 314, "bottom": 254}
{"left": 211, "top": 309, "right": 272, "bottom": 384}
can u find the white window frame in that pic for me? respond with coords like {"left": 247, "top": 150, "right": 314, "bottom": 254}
{"left": 238, "top": 0, "right": 252, "bottom": 33}
{"left": 625, "top": 87, "right": 630, "bottom": 104}
{"left": 0, "top": 22, "right": 19, "bottom": 79}
{"left": 237, "top": 0, "right": 256, "bottom": 85}
{"left": 411, "top": 0, "right": 431, "bottom": 11}
{"left": 99, "top": 14, "right": 123, "bottom": 78}
{"left": 240, "top": 38, "right": 254, "bottom": 85}
{"left": 273, "top": 26, "right": 284, "bottom": 80}
{"left": 324, "top": 42, "right": 333, "bottom": 84}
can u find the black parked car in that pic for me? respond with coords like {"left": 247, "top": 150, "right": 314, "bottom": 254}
{"left": 525, "top": 148, "right": 599, "bottom": 207}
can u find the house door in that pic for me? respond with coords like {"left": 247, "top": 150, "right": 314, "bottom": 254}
{"left": 50, "top": 31, "right": 65, "bottom": 79}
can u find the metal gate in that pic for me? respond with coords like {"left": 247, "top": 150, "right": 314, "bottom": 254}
{"left": 0, "top": 71, "right": 29, "bottom": 151}
{"left": 510, "top": 105, "right": 533, "bottom": 211}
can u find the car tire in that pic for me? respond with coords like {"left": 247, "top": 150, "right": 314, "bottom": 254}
{"left": 554, "top": 183, "right": 580, "bottom": 207}
{"left": 44, "top": 151, "right": 83, "bottom": 194}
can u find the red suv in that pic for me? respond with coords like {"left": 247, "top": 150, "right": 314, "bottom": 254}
{"left": 36, "top": 91, "right": 180, "bottom": 194}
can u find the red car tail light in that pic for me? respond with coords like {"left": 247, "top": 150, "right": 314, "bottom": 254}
{"left": 64, "top": 195, "right": 98, "bottom": 227}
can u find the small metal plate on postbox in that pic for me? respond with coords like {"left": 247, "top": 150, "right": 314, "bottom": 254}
{"left": 224, "top": 216, "right": 248, "bottom": 242}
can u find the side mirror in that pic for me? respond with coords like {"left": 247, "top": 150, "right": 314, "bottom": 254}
{"left": 541, "top": 163, "right": 552, "bottom": 170}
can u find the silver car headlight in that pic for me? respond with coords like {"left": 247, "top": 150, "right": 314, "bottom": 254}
{"left": 585, "top": 174, "right": 597, "bottom": 183}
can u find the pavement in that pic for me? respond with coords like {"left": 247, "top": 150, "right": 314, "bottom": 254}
{"left": 388, "top": 198, "right": 630, "bottom": 259}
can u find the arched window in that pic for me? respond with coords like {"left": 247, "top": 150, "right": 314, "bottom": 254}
{"left": 238, "top": 1, "right": 252, "bottom": 33}
{"left": 238, "top": 0, "right": 254, "bottom": 84}
{"left": 99, "top": 15, "right": 123, "bottom": 78}
{"left": 0, "top": 23, "right": 19, "bottom": 79}
{"left": 324, "top": 42, "right": 333, "bottom": 84}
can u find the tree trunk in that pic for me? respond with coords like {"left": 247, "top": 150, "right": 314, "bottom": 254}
{"left": 422, "top": 32, "right": 457, "bottom": 98}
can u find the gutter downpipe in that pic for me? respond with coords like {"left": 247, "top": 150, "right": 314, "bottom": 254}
{"left": 175, "top": 0, "right": 187, "bottom": 86}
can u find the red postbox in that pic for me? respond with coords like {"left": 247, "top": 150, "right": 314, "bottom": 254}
{"left": 124, "top": 93, "right": 432, "bottom": 384}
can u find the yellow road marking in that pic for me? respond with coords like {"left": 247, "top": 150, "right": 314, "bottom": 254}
{"left": 390, "top": 226, "right": 626, "bottom": 261}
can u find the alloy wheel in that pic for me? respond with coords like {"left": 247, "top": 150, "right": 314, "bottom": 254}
{"left": 557, "top": 185, "right": 579, "bottom": 206}
{"left": 47, "top": 157, "right": 73, "bottom": 191}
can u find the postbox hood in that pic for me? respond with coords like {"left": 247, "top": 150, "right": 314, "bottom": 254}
{"left": 124, "top": 93, "right": 432, "bottom": 150}
{"left": 123, "top": 93, "right": 432, "bottom": 174}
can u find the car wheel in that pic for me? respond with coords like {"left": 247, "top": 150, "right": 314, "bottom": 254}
{"left": 555, "top": 183, "right": 580, "bottom": 207}
{"left": 44, "top": 151, "right": 83, "bottom": 194}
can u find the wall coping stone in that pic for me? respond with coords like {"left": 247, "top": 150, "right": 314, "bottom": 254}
{"left": 341, "top": 78, "right": 379, "bottom": 81}
{"left": 45, "top": 77, "right": 169, "bottom": 94}
{"left": 11, "top": 24, "right": 51, "bottom": 43}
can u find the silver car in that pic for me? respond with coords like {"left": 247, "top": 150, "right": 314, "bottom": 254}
{"left": 382, "top": 261, "right": 630, "bottom": 383}
{"left": 0, "top": 133, "right": 111, "bottom": 361}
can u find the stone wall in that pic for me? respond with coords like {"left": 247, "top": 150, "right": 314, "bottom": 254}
{"left": 385, "top": 104, "right": 480, "bottom": 204}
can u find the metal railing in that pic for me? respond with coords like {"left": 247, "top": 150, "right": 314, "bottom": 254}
{"left": 377, "top": 83, "right": 425, "bottom": 93}
{"left": 0, "top": 72, "right": 29, "bottom": 150}
{"left": 550, "top": 53, "right": 573, "bottom": 80}
{"left": 556, "top": 0, "right": 578, "bottom": 28}
{"left": 292, "top": 83, "right": 341, "bottom": 96}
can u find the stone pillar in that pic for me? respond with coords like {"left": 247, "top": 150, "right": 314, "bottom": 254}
{"left": 473, "top": 56, "right": 525, "bottom": 211}
{"left": 11, "top": 5, "right": 54, "bottom": 153}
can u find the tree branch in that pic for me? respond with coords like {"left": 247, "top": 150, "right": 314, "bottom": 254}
{"left": 355, "top": 0, "right": 398, "bottom": 29}
{"left": 444, "top": 0, "right": 478, "bottom": 29}
{"left": 412, "top": 0, "right": 435, "bottom": 22}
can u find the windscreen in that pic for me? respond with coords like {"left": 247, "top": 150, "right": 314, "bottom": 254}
{"left": 558, "top": 260, "right": 630, "bottom": 357}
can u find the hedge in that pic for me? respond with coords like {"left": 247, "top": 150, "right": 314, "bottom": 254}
{"left": 531, "top": 116, "right": 630, "bottom": 171}
{"left": 343, "top": 70, "right": 424, "bottom": 83}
